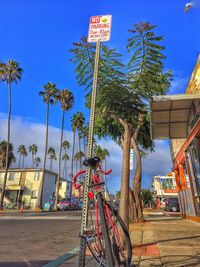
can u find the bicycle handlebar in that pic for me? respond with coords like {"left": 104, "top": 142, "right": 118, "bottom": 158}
{"left": 73, "top": 165, "right": 112, "bottom": 190}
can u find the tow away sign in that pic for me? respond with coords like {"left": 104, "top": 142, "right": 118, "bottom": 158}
{"left": 88, "top": 15, "right": 112, "bottom": 43}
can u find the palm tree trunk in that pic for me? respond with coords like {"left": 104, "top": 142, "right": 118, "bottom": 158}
{"left": 18, "top": 154, "right": 21, "bottom": 168}
{"left": 70, "top": 128, "right": 76, "bottom": 197}
{"left": 54, "top": 110, "right": 65, "bottom": 210}
{"left": 119, "top": 122, "right": 131, "bottom": 231}
{"left": 36, "top": 102, "right": 49, "bottom": 209}
{"left": 32, "top": 153, "right": 34, "bottom": 168}
{"left": 78, "top": 130, "right": 82, "bottom": 169}
{"left": 0, "top": 80, "right": 11, "bottom": 210}
{"left": 50, "top": 159, "right": 52, "bottom": 171}
{"left": 22, "top": 156, "right": 25, "bottom": 168}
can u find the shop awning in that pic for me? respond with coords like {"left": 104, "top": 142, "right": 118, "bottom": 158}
{"left": 150, "top": 94, "right": 200, "bottom": 139}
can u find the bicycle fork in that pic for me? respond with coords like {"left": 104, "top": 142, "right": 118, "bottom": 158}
{"left": 96, "top": 192, "right": 115, "bottom": 267}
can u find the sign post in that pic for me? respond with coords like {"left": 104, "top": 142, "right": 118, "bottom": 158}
{"left": 78, "top": 15, "right": 112, "bottom": 267}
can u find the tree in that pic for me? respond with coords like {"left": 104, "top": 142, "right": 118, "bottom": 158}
{"left": 29, "top": 144, "right": 38, "bottom": 167}
{"left": 37, "top": 82, "right": 59, "bottom": 209}
{"left": 70, "top": 22, "right": 172, "bottom": 228}
{"left": 54, "top": 89, "right": 74, "bottom": 210}
{"left": 70, "top": 112, "right": 85, "bottom": 197}
{"left": 74, "top": 151, "right": 85, "bottom": 172}
{"left": 48, "top": 147, "right": 57, "bottom": 171}
{"left": 0, "top": 141, "right": 15, "bottom": 169}
{"left": 35, "top": 157, "right": 41, "bottom": 168}
{"left": 94, "top": 144, "right": 110, "bottom": 173}
{"left": 62, "top": 140, "right": 70, "bottom": 178}
{"left": 0, "top": 60, "right": 23, "bottom": 210}
{"left": 17, "top": 145, "right": 28, "bottom": 168}
{"left": 62, "top": 153, "right": 69, "bottom": 178}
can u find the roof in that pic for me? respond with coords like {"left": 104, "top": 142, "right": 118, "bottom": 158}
{"left": 150, "top": 93, "right": 200, "bottom": 139}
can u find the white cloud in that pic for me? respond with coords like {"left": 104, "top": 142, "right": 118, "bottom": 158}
{"left": 0, "top": 113, "right": 172, "bottom": 193}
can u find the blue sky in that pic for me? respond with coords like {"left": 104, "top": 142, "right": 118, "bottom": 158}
{"left": 0, "top": 0, "right": 199, "bottom": 192}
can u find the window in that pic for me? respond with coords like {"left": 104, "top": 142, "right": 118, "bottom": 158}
{"left": 59, "top": 183, "right": 62, "bottom": 189}
{"left": 34, "top": 172, "right": 40, "bottom": 181}
{"left": 31, "top": 190, "right": 38, "bottom": 198}
{"left": 8, "top": 173, "right": 15, "bottom": 181}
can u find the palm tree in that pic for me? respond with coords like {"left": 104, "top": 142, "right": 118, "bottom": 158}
{"left": 17, "top": 145, "right": 27, "bottom": 168}
{"left": 35, "top": 157, "right": 41, "bottom": 168}
{"left": 94, "top": 145, "right": 110, "bottom": 176}
{"left": 29, "top": 144, "right": 38, "bottom": 167}
{"left": 0, "top": 60, "right": 23, "bottom": 210}
{"left": 70, "top": 112, "right": 85, "bottom": 197}
{"left": 17, "top": 145, "right": 23, "bottom": 168}
{"left": 62, "top": 153, "right": 69, "bottom": 178}
{"left": 0, "top": 141, "right": 15, "bottom": 169}
{"left": 22, "top": 147, "right": 28, "bottom": 168}
{"left": 37, "top": 82, "right": 59, "bottom": 209}
{"left": 48, "top": 147, "right": 57, "bottom": 171}
{"left": 62, "top": 140, "right": 70, "bottom": 153}
{"left": 54, "top": 89, "right": 74, "bottom": 210}
{"left": 10, "top": 156, "right": 16, "bottom": 168}
{"left": 74, "top": 151, "right": 85, "bottom": 172}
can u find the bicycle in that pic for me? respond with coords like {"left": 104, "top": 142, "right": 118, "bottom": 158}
{"left": 73, "top": 156, "right": 132, "bottom": 267}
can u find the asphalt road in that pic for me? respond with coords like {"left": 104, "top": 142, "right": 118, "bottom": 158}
{"left": 0, "top": 211, "right": 82, "bottom": 267}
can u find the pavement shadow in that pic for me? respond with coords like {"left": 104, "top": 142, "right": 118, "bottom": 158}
{"left": 0, "top": 260, "right": 48, "bottom": 267}
{"left": 161, "top": 253, "right": 200, "bottom": 266}
{"left": 157, "top": 234, "right": 200, "bottom": 244}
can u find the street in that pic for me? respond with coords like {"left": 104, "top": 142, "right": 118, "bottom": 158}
{"left": 0, "top": 211, "right": 82, "bottom": 267}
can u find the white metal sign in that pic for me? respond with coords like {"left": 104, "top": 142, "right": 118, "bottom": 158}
{"left": 88, "top": 15, "right": 112, "bottom": 43}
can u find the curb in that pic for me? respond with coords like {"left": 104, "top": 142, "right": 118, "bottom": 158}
{"left": 42, "top": 246, "right": 80, "bottom": 267}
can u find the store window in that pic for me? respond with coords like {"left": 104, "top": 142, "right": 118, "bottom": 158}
{"left": 190, "top": 138, "right": 200, "bottom": 195}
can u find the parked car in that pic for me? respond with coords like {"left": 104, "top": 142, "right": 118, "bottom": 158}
{"left": 57, "top": 198, "right": 78, "bottom": 211}
{"left": 165, "top": 198, "right": 180, "bottom": 212}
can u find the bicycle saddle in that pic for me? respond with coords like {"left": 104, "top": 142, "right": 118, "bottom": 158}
{"left": 83, "top": 156, "right": 101, "bottom": 169}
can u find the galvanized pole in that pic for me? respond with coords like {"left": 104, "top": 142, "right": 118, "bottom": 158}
{"left": 78, "top": 39, "right": 101, "bottom": 267}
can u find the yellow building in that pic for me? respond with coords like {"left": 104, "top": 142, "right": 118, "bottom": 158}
{"left": 0, "top": 168, "right": 70, "bottom": 209}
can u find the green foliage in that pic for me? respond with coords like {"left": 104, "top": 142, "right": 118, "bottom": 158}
{"left": 0, "top": 141, "right": 15, "bottom": 169}
{"left": 39, "top": 82, "right": 59, "bottom": 104}
{"left": 71, "top": 112, "right": 85, "bottom": 132}
{"left": 141, "top": 189, "right": 153, "bottom": 205}
{"left": 70, "top": 22, "right": 173, "bottom": 150}
{"left": 0, "top": 60, "right": 23, "bottom": 83}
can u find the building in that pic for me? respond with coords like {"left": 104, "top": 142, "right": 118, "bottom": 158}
{"left": 152, "top": 173, "right": 178, "bottom": 198}
{"left": 150, "top": 54, "right": 200, "bottom": 222}
{"left": 0, "top": 168, "right": 70, "bottom": 209}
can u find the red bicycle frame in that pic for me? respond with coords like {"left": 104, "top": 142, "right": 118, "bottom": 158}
{"left": 73, "top": 166, "right": 120, "bottom": 253}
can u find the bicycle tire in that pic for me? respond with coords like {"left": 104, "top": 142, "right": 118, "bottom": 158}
{"left": 87, "top": 197, "right": 132, "bottom": 267}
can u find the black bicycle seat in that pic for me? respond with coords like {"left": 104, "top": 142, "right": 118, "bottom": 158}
{"left": 83, "top": 156, "right": 101, "bottom": 169}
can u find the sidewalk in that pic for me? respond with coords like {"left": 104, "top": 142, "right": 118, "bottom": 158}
{"left": 59, "top": 209, "right": 200, "bottom": 266}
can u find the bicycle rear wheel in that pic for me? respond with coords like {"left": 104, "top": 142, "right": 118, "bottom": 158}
{"left": 87, "top": 197, "right": 132, "bottom": 267}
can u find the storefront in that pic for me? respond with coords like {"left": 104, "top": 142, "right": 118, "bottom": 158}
{"left": 150, "top": 93, "right": 200, "bottom": 222}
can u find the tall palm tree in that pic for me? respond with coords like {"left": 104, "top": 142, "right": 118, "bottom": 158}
{"left": 48, "top": 147, "right": 57, "bottom": 171}
{"left": 94, "top": 145, "right": 110, "bottom": 177}
{"left": 29, "top": 144, "right": 38, "bottom": 167}
{"left": 17, "top": 145, "right": 27, "bottom": 168}
{"left": 0, "top": 141, "right": 15, "bottom": 169}
{"left": 70, "top": 112, "right": 85, "bottom": 197}
{"left": 37, "top": 82, "right": 59, "bottom": 209}
{"left": 62, "top": 140, "right": 70, "bottom": 153}
{"left": 22, "top": 147, "right": 28, "bottom": 168}
{"left": 0, "top": 60, "right": 23, "bottom": 210}
{"left": 35, "top": 157, "right": 41, "bottom": 168}
{"left": 74, "top": 151, "right": 85, "bottom": 172}
{"left": 54, "top": 89, "right": 74, "bottom": 210}
{"left": 62, "top": 153, "right": 69, "bottom": 178}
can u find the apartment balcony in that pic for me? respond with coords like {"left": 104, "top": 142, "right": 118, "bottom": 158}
{"left": 0, "top": 177, "right": 26, "bottom": 191}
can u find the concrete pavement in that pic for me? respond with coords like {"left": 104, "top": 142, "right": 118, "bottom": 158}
{"left": 59, "top": 209, "right": 200, "bottom": 267}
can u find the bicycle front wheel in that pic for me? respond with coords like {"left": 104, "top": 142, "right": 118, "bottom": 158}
{"left": 87, "top": 198, "right": 132, "bottom": 267}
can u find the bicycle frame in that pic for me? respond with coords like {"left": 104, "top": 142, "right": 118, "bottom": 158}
{"left": 74, "top": 166, "right": 120, "bottom": 262}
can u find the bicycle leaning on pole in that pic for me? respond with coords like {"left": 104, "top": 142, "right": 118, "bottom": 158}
{"left": 73, "top": 156, "right": 132, "bottom": 267}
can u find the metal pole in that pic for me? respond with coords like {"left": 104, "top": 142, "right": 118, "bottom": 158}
{"left": 78, "top": 39, "right": 101, "bottom": 267}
